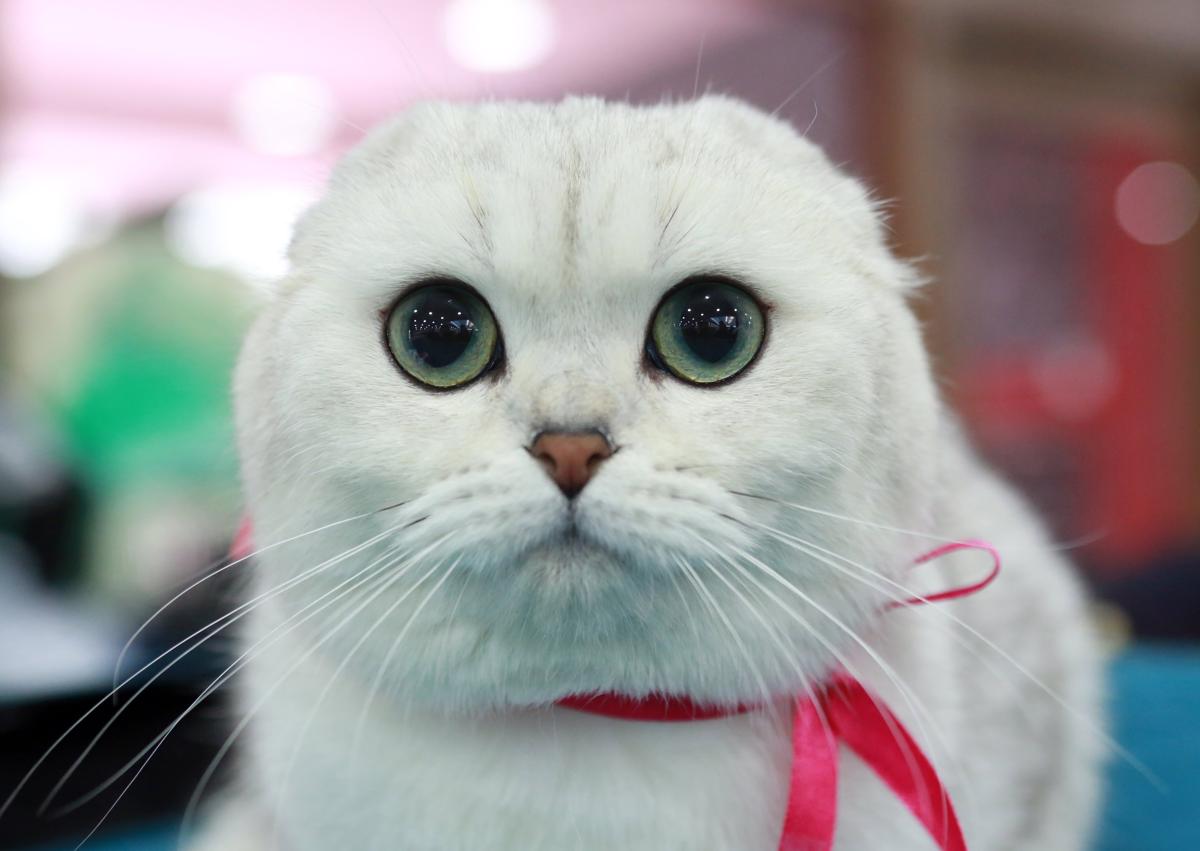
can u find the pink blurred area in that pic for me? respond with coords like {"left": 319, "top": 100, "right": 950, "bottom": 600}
{"left": 1, "top": 0, "right": 784, "bottom": 217}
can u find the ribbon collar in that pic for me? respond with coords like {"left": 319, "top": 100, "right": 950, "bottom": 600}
{"left": 233, "top": 521, "right": 997, "bottom": 851}
{"left": 555, "top": 539, "right": 999, "bottom": 851}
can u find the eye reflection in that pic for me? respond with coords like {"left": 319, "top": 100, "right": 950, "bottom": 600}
{"left": 410, "top": 309, "right": 478, "bottom": 368}
{"left": 678, "top": 300, "right": 741, "bottom": 364}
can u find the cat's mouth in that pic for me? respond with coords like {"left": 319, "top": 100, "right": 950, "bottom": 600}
{"left": 527, "top": 509, "right": 617, "bottom": 564}
{"left": 554, "top": 513, "right": 592, "bottom": 550}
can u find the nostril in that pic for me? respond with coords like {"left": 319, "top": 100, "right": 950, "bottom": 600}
{"left": 532, "top": 446, "right": 556, "bottom": 468}
{"left": 529, "top": 430, "right": 614, "bottom": 498}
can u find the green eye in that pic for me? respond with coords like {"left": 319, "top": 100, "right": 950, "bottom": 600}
{"left": 385, "top": 282, "right": 501, "bottom": 389}
{"left": 647, "top": 279, "right": 765, "bottom": 385}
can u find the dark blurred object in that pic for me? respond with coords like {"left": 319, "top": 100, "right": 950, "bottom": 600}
{"left": 0, "top": 392, "right": 87, "bottom": 587}
{"left": 1097, "top": 546, "right": 1200, "bottom": 641}
{"left": 0, "top": 683, "right": 232, "bottom": 850}
{"left": 0, "top": 542, "right": 241, "bottom": 849}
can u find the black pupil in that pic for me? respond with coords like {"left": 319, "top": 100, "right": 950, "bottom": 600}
{"left": 407, "top": 289, "right": 477, "bottom": 368}
{"left": 677, "top": 286, "right": 743, "bottom": 363}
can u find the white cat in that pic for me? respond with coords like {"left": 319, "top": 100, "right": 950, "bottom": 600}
{"left": 199, "top": 96, "right": 1104, "bottom": 850}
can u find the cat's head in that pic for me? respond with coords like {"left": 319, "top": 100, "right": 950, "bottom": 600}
{"left": 234, "top": 96, "right": 940, "bottom": 711}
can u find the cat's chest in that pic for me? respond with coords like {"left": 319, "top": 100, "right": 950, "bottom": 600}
{"left": 241, "top": 606, "right": 954, "bottom": 851}
{"left": 246, "top": 645, "right": 796, "bottom": 850}
{"left": 246, "top": 649, "right": 944, "bottom": 851}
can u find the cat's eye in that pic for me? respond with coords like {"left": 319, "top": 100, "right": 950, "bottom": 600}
{"left": 385, "top": 282, "right": 501, "bottom": 389}
{"left": 647, "top": 279, "right": 765, "bottom": 385}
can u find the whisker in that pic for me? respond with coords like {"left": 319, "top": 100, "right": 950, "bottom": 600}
{"left": 113, "top": 501, "right": 406, "bottom": 693}
{"left": 701, "top": 540, "right": 934, "bottom": 779}
{"left": 271, "top": 552, "right": 450, "bottom": 847}
{"left": 665, "top": 569, "right": 705, "bottom": 649}
{"left": 177, "top": 544, "right": 436, "bottom": 844}
{"left": 673, "top": 555, "right": 772, "bottom": 709}
{"left": 736, "top": 520, "right": 1016, "bottom": 821}
{"left": 730, "top": 491, "right": 964, "bottom": 544}
{"left": 62, "top": 536, "right": 421, "bottom": 850}
{"left": 350, "top": 557, "right": 464, "bottom": 841}
{"left": 740, "top": 533, "right": 978, "bottom": 803}
{"left": 745, "top": 516, "right": 1159, "bottom": 789}
{"left": 163, "top": 548, "right": 448, "bottom": 848}
{"left": 800, "top": 99, "right": 820, "bottom": 139}
{"left": 769, "top": 50, "right": 844, "bottom": 119}
{"left": 694, "top": 554, "right": 831, "bottom": 739}
{"left": 36, "top": 523, "right": 406, "bottom": 818}
{"left": 176, "top": 537, "right": 451, "bottom": 848}
{"left": 691, "top": 33, "right": 707, "bottom": 101}
{"left": 736, "top": 488, "right": 1107, "bottom": 557}
{"left": 0, "top": 519, "right": 405, "bottom": 827}
{"left": 727, "top": 544, "right": 943, "bottom": 816}
{"left": 352, "top": 556, "right": 464, "bottom": 747}
{"left": 50, "top": 535, "right": 414, "bottom": 825}
{"left": 277, "top": 553, "right": 462, "bottom": 838}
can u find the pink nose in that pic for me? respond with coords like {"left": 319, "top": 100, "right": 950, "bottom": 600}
{"left": 530, "top": 431, "right": 614, "bottom": 498}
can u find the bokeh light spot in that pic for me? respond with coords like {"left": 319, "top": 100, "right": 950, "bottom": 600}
{"left": 165, "top": 183, "right": 317, "bottom": 282}
{"left": 443, "top": 0, "right": 555, "bottom": 74}
{"left": 230, "top": 73, "right": 337, "bottom": 157}
{"left": 1115, "top": 161, "right": 1200, "bottom": 246}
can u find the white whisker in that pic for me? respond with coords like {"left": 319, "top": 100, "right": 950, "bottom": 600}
{"left": 0, "top": 519, "right": 405, "bottom": 827}
{"left": 175, "top": 546, "right": 427, "bottom": 845}
{"left": 693, "top": 554, "right": 830, "bottom": 739}
{"left": 730, "top": 491, "right": 960, "bottom": 544}
{"left": 113, "top": 504, "right": 404, "bottom": 693}
{"left": 274, "top": 553, "right": 462, "bottom": 844}
{"left": 58, "top": 535, "right": 432, "bottom": 844}
{"left": 728, "top": 544, "right": 943, "bottom": 816}
{"left": 357, "top": 557, "right": 464, "bottom": 850}
{"left": 354, "top": 555, "right": 464, "bottom": 743}
{"left": 745, "top": 515, "right": 1156, "bottom": 787}
{"left": 769, "top": 51, "right": 844, "bottom": 119}
{"left": 673, "top": 555, "right": 772, "bottom": 709}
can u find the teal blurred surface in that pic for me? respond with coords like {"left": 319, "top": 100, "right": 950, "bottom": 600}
{"left": 1095, "top": 644, "right": 1200, "bottom": 851}
{"left": 30, "top": 645, "right": 1200, "bottom": 851}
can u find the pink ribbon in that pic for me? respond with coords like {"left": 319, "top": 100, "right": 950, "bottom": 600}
{"left": 559, "top": 672, "right": 968, "bottom": 851}
{"left": 559, "top": 539, "right": 998, "bottom": 851}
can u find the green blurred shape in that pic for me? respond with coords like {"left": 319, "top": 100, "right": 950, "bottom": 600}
{"left": 60, "top": 235, "right": 247, "bottom": 491}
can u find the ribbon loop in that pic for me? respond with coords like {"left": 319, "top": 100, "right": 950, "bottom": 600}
{"left": 888, "top": 539, "right": 1000, "bottom": 609}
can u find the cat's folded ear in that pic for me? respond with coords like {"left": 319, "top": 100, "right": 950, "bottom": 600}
{"left": 693, "top": 96, "right": 926, "bottom": 295}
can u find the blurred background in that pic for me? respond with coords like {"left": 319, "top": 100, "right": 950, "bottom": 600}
{"left": 0, "top": 1, "right": 1196, "bottom": 848}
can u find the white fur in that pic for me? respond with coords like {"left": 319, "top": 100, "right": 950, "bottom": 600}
{"left": 202, "top": 97, "right": 1103, "bottom": 850}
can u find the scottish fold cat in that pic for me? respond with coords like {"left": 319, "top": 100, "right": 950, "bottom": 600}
{"left": 195, "top": 96, "right": 1102, "bottom": 850}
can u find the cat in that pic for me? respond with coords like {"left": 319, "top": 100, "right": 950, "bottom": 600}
{"left": 195, "top": 96, "right": 1104, "bottom": 850}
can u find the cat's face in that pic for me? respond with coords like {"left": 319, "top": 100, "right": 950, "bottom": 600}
{"left": 235, "top": 97, "right": 940, "bottom": 710}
